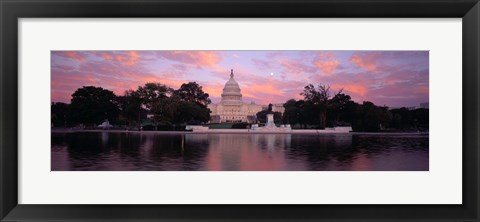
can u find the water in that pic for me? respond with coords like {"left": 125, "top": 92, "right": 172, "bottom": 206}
{"left": 51, "top": 132, "right": 428, "bottom": 171}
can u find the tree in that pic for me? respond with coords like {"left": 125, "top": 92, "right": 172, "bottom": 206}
{"left": 135, "top": 83, "right": 175, "bottom": 128}
{"left": 133, "top": 82, "right": 212, "bottom": 129}
{"left": 412, "top": 108, "right": 429, "bottom": 130}
{"left": 118, "top": 90, "right": 143, "bottom": 127}
{"left": 353, "top": 101, "right": 392, "bottom": 132}
{"left": 256, "top": 110, "right": 268, "bottom": 124}
{"left": 328, "top": 92, "right": 355, "bottom": 126}
{"left": 390, "top": 107, "right": 414, "bottom": 129}
{"left": 173, "top": 82, "right": 211, "bottom": 106}
{"left": 172, "top": 82, "right": 211, "bottom": 124}
{"left": 300, "top": 100, "right": 320, "bottom": 128}
{"left": 174, "top": 101, "right": 211, "bottom": 124}
{"left": 283, "top": 99, "right": 299, "bottom": 125}
{"left": 51, "top": 102, "right": 70, "bottom": 127}
{"left": 273, "top": 112, "right": 283, "bottom": 124}
{"left": 68, "top": 86, "right": 119, "bottom": 126}
{"left": 136, "top": 83, "right": 173, "bottom": 110}
{"left": 150, "top": 96, "right": 179, "bottom": 126}
{"left": 390, "top": 107, "right": 428, "bottom": 131}
{"left": 301, "top": 84, "right": 331, "bottom": 129}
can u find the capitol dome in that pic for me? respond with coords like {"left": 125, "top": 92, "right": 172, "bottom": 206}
{"left": 207, "top": 69, "right": 265, "bottom": 124}
{"left": 221, "top": 69, "right": 242, "bottom": 103}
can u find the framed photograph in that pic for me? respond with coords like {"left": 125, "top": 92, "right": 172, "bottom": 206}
{"left": 1, "top": 0, "right": 479, "bottom": 221}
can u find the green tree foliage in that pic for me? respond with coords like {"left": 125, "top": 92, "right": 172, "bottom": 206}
{"left": 174, "top": 101, "right": 211, "bottom": 124}
{"left": 171, "top": 82, "right": 211, "bottom": 124}
{"left": 173, "top": 82, "right": 212, "bottom": 106}
{"left": 136, "top": 83, "right": 173, "bottom": 110}
{"left": 150, "top": 96, "right": 178, "bottom": 126}
{"left": 60, "top": 82, "right": 213, "bottom": 129}
{"left": 134, "top": 82, "right": 212, "bottom": 127}
{"left": 68, "top": 86, "right": 119, "bottom": 126}
{"left": 134, "top": 83, "right": 176, "bottom": 127}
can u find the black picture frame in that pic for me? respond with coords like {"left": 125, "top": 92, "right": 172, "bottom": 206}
{"left": 1, "top": 0, "right": 479, "bottom": 221}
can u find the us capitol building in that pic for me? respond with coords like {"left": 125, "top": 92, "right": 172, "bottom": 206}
{"left": 208, "top": 69, "right": 284, "bottom": 123}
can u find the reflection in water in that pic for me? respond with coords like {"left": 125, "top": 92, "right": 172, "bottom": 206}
{"left": 51, "top": 132, "right": 428, "bottom": 171}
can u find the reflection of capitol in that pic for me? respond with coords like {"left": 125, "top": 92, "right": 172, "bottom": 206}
{"left": 207, "top": 69, "right": 284, "bottom": 123}
{"left": 184, "top": 133, "right": 354, "bottom": 170}
{"left": 186, "top": 133, "right": 293, "bottom": 170}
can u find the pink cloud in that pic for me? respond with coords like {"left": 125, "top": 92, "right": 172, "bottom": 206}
{"left": 50, "top": 50, "right": 428, "bottom": 107}
{"left": 203, "top": 84, "right": 224, "bottom": 98}
{"left": 51, "top": 91, "right": 72, "bottom": 103}
{"left": 53, "top": 51, "right": 87, "bottom": 62}
{"left": 279, "top": 59, "right": 315, "bottom": 75}
{"left": 360, "top": 74, "right": 428, "bottom": 107}
{"left": 251, "top": 58, "right": 272, "bottom": 70}
{"left": 309, "top": 69, "right": 377, "bottom": 104}
{"left": 291, "top": 62, "right": 428, "bottom": 107}
{"left": 242, "top": 84, "right": 285, "bottom": 101}
{"left": 100, "top": 53, "right": 114, "bottom": 60}
{"left": 415, "top": 86, "right": 429, "bottom": 94}
{"left": 313, "top": 53, "right": 340, "bottom": 75}
{"left": 156, "top": 51, "right": 221, "bottom": 69}
{"left": 234, "top": 72, "right": 307, "bottom": 104}
{"left": 52, "top": 64, "right": 76, "bottom": 71}
{"left": 98, "top": 51, "right": 139, "bottom": 66}
{"left": 332, "top": 84, "right": 367, "bottom": 97}
{"left": 51, "top": 52, "right": 184, "bottom": 102}
{"left": 266, "top": 52, "right": 284, "bottom": 58}
{"left": 350, "top": 52, "right": 382, "bottom": 72}
{"left": 205, "top": 66, "right": 308, "bottom": 105}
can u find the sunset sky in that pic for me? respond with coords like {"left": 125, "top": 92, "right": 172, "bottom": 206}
{"left": 51, "top": 50, "right": 428, "bottom": 107}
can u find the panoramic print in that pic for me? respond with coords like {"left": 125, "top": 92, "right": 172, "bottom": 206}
{"left": 51, "top": 50, "right": 429, "bottom": 171}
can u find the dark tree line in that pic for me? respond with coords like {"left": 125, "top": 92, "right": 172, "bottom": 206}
{"left": 281, "top": 83, "right": 429, "bottom": 132}
{"left": 52, "top": 81, "right": 428, "bottom": 132}
{"left": 51, "top": 82, "right": 211, "bottom": 129}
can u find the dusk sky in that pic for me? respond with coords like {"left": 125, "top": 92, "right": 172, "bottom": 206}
{"left": 51, "top": 50, "right": 428, "bottom": 107}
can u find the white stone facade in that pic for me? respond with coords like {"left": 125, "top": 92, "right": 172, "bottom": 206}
{"left": 208, "top": 70, "right": 264, "bottom": 123}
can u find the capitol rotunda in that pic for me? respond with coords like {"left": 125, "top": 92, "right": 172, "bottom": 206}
{"left": 208, "top": 70, "right": 263, "bottom": 123}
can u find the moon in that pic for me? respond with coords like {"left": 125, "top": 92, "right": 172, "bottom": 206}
{"left": 270, "top": 72, "right": 274, "bottom": 76}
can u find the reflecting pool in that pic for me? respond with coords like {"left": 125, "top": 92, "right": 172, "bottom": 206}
{"left": 51, "top": 132, "right": 428, "bottom": 171}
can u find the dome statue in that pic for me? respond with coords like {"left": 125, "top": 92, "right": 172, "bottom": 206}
{"left": 207, "top": 69, "right": 266, "bottom": 124}
{"left": 221, "top": 69, "right": 242, "bottom": 103}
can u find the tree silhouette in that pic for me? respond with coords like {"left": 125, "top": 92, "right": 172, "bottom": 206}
{"left": 68, "top": 86, "right": 119, "bottom": 126}
{"left": 117, "top": 90, "right": 143, "bottom": 127}
{"left": 173, "top": 82, "right": 211, "bottom": 107}
{"left": 51, "top": 102, "right": 70, "bottom": 127}
{"left": 54, "top": 82, "right": 428, "bottom": 132}
{"left": 301, "top": 84, "right": 331, "bottom": 129}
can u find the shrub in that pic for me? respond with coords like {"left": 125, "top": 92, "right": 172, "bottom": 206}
{"left": 232, "top": 122, "right": 249, "bottom": 129}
